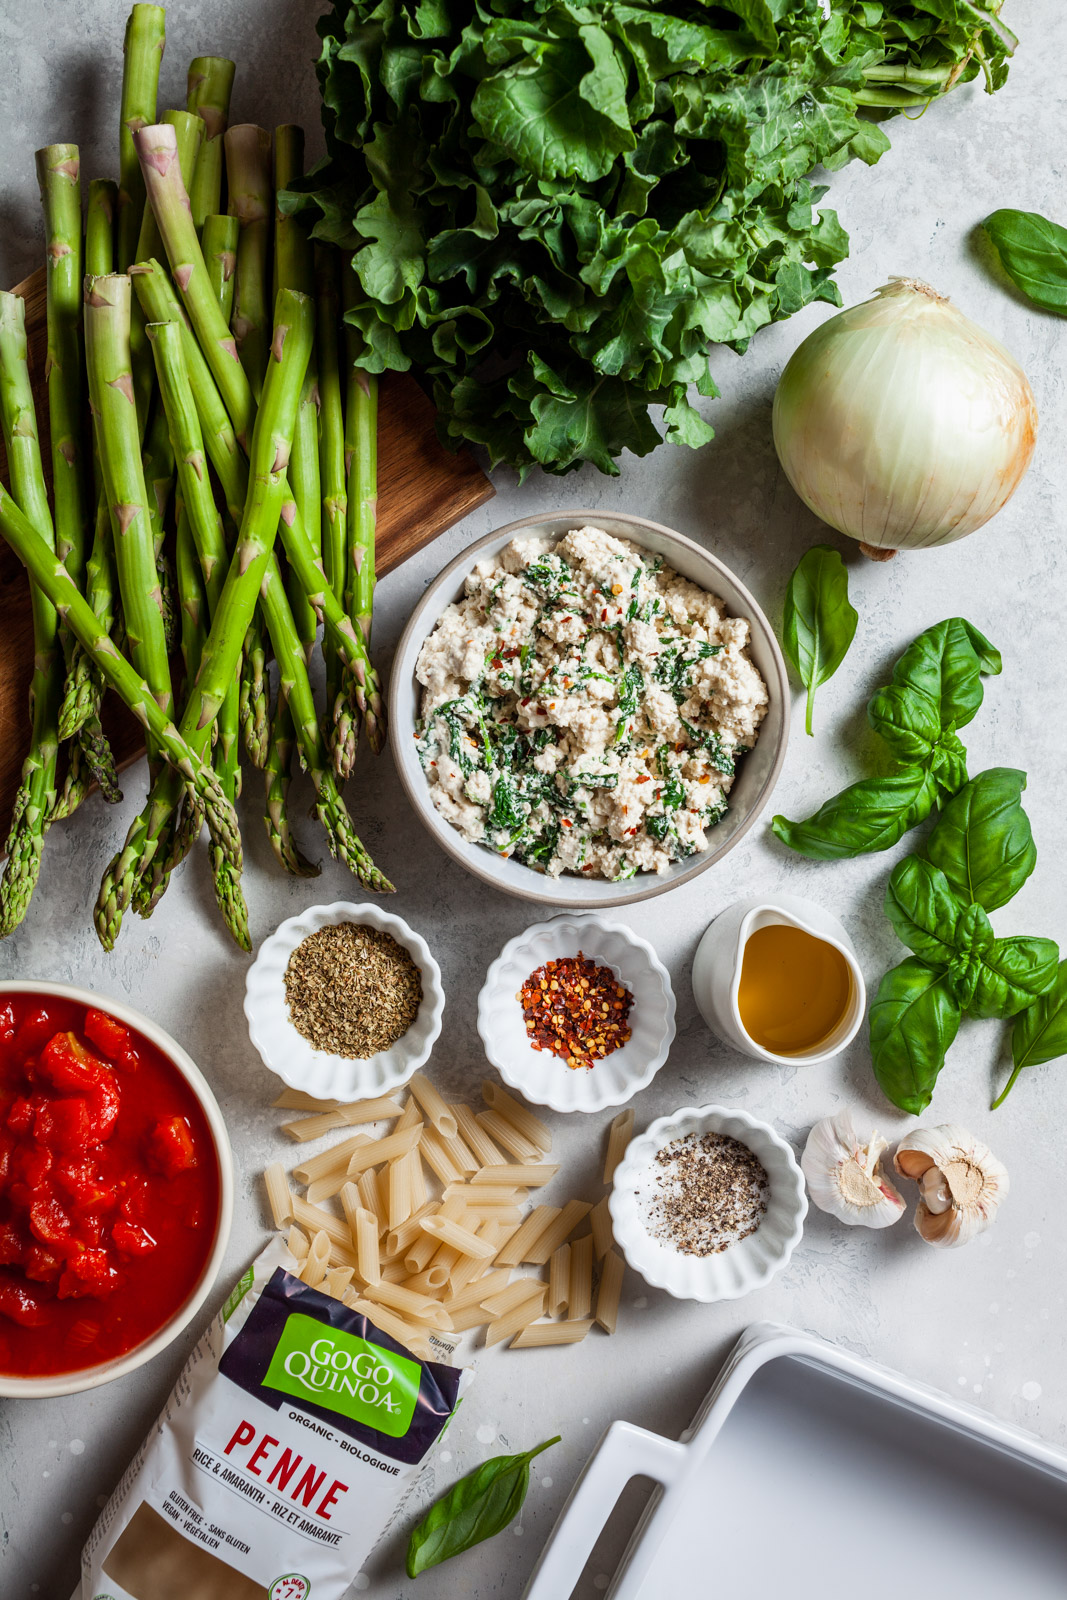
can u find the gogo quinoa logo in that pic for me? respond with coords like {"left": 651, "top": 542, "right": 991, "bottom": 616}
{"left": 264, "top": 1314, "right": 420, "bottom": 1438}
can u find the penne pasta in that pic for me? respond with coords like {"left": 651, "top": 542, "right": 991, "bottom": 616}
{"left": 470, "top": 1163, "right": 558, "bottom": 1188}
{"left": 357, "top": 1169, "right": 389, "bottom": 1233}
{"left": 387, "top": 1153, "right": 414, "bottom": 1231}
{"left": 568, "top": 1234, "right": 593, "bottom": 1320}
{"left": 525, "top": 1199, "right": 593, "bottom": 1266}
{"left": 463, "top": 1205, "right": 523, "bottom": 1227}
{"left": 452, "top": 1104, "right": 508, "bottom": 1167}
{"left": 595, "top": 1248, "right": 624, "bottom": 1335}
{"left": 476, "top": 1109, "right": 541, "bottom": 1163}
{"left": 448, "top": 1303, "right": 493, "bottom": 1333}
{"left": 324, "top": 1265, "right": 354, "bottom": 1298}
{"left": 510, "top": 1319, "right": 594, "bottom": 1348}
{"left": 409, "top": 1144, "right": 429, "bottom": 1212}
{"left": 603, "top": 1109, "right": 634, "bottom": 1184}
{"left": 349, "top": 1297, "right": 425, "bottom": 1353}
{"left": 304, "top": 1229, "right": 331, "bottom": 1289}
{"left": 405, "top": 1263, "right": 449, "bottom": 1295}
{"left": 419, "top": 1129, "right": 462, "bottom": 1187}
{"left": 346, "top": 1122, "right": 423, "bottom": 1177}
{"left": 281, "top": 1109, "right": 346, "bottom": 1142}
{"left": 445, "top": 1267, "right": 513, "bottom": 1314}
{"left": 480, "top": 1080, "right": 553, "bottom": 1152}
{"left": 385, "top": 1201, "right": 436, "bottom": 1258}
{"left": 335, "top": 1096, "right": 405, "bottom": 1126}
{"left": 327, "top": 1238, "right": 360, "bottom": 1273}
{"left": 273, "top": 1088, "right": 343, "bottom": 1112}
{"left": 286, "top": 1225, "right": 309, "bottom": 1262}
{"left": 408, "top": 1072, "right": 459, "bottom": 1140}
{"left": 590, "top": 1195, "right": 614, "bottom": 1260}
{"left": 362, "top": 1279, "right": 440, "bottom": 1321}
{"left": 425, "top": 1243, "right": 461, "bottom": 1284}
{"left": 394, "top": 1096, "right": 423, "bottom": 1134}
{"left": 403, "top": 1232, "right": 438, "bottom": 1275}
{"left": 481, "top": 1278, "right": 546, "bottom": 1320}
{"left": 294, "top": 1132, "right": 372, "bottom": 1186}
{"left": 440, "top": 1127, "right": 479, "bottom": 1175}
{"left": 291, "top": 1197, "right": 354, "bottom": 1252}
{"left": 307, "top": 1171, "right": 352, "bottom": 1205}
{"left": 445, "top": 1182, "right": 525, "bottom": 1207}
{"left": 485, "top": 1286, "right": 547, "bottom": 1346}
{"left": 419, "top": 1214, "right": 496, "bottom": 1260}
{"left": 548, "top": 1243, "right": 570, "bottom": 1317}
{"left": 282, "top": 1096, "right": 404, "bottom": 1140}
{"left": 380, "top": 1259, "right": 410, "bottom": 1284}
{"left": 495, "top": 1205, "right": 561, "bottom": 1268}
{"left": 447, "top": 1249, "right": 489, "bottom": 1296}
{"left": 264, "top": 1162, "right": 293, "bottom": 1228}
{"left": 353, "top": 1206, "right": 381, "bottom": 1287}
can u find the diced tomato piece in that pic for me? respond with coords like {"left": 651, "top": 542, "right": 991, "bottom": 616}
{"left": 6, "top": 1096, "right": 35, "bottom": 1136}
{"left": 34, "top": 1097, "right": 92, "bottom": 1154}
{"left": 53, "top": 1157, "right": 116, "bottom": 1214}
{"left": 12, "top": 1009, "right": 57, "bottom": 1057}
{"left": 38, "top": 1035, "right": 120, "bottom": 1143}
{"left": 0, "top": 1129, "right": 12, "bottom": 1184}
{"left": 10, "top": 1142, "right": 53, "bottom": 1189}
{"left": 112, "top": 1220, "right": 157, "bottom": 1256}
{"left": 84, "top": 1009, "right": 139, "bottom": 1071}
{"left": 24, "top": 1245, "right": 63, "bottom": 1283}
{"left": 0, "top": 1271, "right": 54, "bottom": 1325}
{"left": 57, "top": 1249, "right": 121, "bottom": 1300}
{"left": 118, "top": 1175, "right": 150, "bottom": 1222}
{"left": 0, "top": 1001, "right": 16, "bottom": 1042}
{"left": 0, "top": 1220, "right": 24, "bottom": 1265}
{"left": 145, "top": 1116, "right": 198, "bottom": 1178}
{"left": 85, "top": 1075, "right": 120, "bottom": 1143}
{"left": 28, "top": 1194, "right": 73, "bottom": 1247}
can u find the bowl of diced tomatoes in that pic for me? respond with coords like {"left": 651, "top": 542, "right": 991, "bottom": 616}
{"left": 0, "top": 981, "right": 234, "bottom": 1397}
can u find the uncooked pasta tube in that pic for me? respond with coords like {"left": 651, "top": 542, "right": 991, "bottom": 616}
{"left": 485, "top": 1286, "right": 548, "bottom": 1346}
{"left": 470, "top": 1163, "right": 558, "bottom": 1188}
{"left": 264, "top": 1163, "right": 292, "bottom": 1228}
{"left": 453, "top": 1104, "right": 507, "bottom": 1167}
{"left": 495, "top": 1206, "right": 561, "bottom": 1267}
{"left": 408, "top": 1072, "right": 459, "bottom": 1139}
{"left": 590, "top": 1195, "right": 614, "bottom": 1260}
{"left": 354, "top": 1206, "right": 381, "bottom": 1287}
{"left": 480, "top": 1080, "right": 553, "bottom": 1152}
{"left": 294, "top": 1132, "right": 372, "bottom": 1185}
{"left": 525, "top": 1200, "right": 592, "bottom": 1266}
{"left": 419, "top": 1214, "right": 496, "bottom": 1260}
{"left": 476, "top": 1109, "right": 541, "bottom": 1163}
{"left": 595, "top": 1248, "right": 624, "bottom": 1334}
{"left": 510, "top": 1319, "right": 594, "bottom": 1348}
{"left": 346, "top": 1123, "right": 423, "bottom": 1176}
{"left": 603, "top": 1109, "right": 634, "bottom": 1183}
{"left": 548, "top": 1243, "right": 570, "bottom": 1317}
{"left": 568, "top": 1234, "right": 593, "bottom": 1319}
{"left": 481, "top": 1278, "right": 545, "bottom": 1319}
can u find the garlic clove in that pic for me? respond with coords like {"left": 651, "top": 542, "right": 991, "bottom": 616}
{"left": 894, "top": 1123, "right": 1008, "bottom": 1249}
{"left": 801, "top": 1110, "right": 906, "bottom": 1229}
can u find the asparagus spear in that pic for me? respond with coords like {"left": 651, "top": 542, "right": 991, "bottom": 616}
{"left": 127, "top": 177, "right": 385, "bottom": 748}
{"left": 186, "top": 55, "right": 236, "bottom": 232}
{"left": 97, "top": 288, "right": 318, "bottom": 950}
{"left": 225, "top": 124, "right": 273, "bottom": 398}
{"left": 315, "top": 243, "right": 350, "bottom": 760}
{"left": 84, "top": 274, "right": 173, "bottom": 749}
{"left": 0, "top": 484, "right": 241, "bottom": 880}
{"left": 86, "top": 178, "right": 118, "bottom": 277}
{"left": 341, "top": 263, "right": 378, "bottom": 778}
{"left": 117, "top": 3, "right": 166, "bottom": 272}
{"left": 203, "top": 214, "right": 238, "bottom": 320}
{"left": 0, "top": 292, "right": 61, "bottom": 934}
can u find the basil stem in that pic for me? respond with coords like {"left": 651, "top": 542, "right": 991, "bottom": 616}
{"left": 997, "top": 961, "right": 1067, "bottom": 1107}
{"left": 406, "top": 1436, "right": 560, "bottom": 1578}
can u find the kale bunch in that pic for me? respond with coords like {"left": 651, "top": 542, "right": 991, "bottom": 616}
{"left": 293, "top": 0, "right": 1015, "bottom": 475}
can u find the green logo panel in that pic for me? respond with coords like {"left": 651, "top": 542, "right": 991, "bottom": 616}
{"left": 264, "top": 1313, "right": 420, "bottom": 1438}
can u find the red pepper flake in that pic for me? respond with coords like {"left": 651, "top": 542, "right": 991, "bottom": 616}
{"left": 518, "top": 951, "right": 634, "bottom": 1070}
{"left": 636, "top": 775, "right": 650, "bottom": 784}
{"left": 601, "top": 608, "right": 608, "bottom": 621}
{"left": 491, "top": 656, "right": 503, "bottom": 669}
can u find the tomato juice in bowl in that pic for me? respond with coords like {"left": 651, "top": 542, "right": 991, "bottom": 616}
{"left": 0, "top": 982, "right": 233, "bottom": 1398}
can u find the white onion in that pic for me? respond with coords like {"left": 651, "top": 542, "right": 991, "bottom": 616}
{"left": 772, "top": 277, "right": 1037, "bottom": 555}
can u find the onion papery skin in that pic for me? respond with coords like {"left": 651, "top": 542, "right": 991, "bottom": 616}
{"left": 772, "top": 279, "right": 1038, "bottom": 552}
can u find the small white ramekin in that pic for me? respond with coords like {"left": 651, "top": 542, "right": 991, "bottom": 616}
{"left": 477, "top": 912, "right": 675, "bottom": 1113}
{"left": 0, "top": 980, "right": 233, "bottom": 1399}
{"left": 244, "top": 902, "right": 445, "bottom": 1099}
{"left": 609, "top": 1104, "right": 806, "bottom": 1302}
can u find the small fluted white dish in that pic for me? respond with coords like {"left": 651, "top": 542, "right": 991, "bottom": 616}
{"left": 477, "top": 912, "right": 675, "bottom": 1113}
{"left": 244, "top": 902, "right": 445, "bottom": 1099}
{"left": 609, "top": 1105, "right": 806, "bottom": 1302}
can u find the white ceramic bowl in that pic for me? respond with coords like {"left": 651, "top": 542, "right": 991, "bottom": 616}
{"left": 244, "top": 901, "right": 445, "bottom": 1099}
{"left": 609, "top": 1104, "right": 806, "bottom": 1302}
{"left": 477, "top": 913, "right": 676, "bottom": 1113}
{"left": 0, "top": 980, "right": 234, "bottom": 1399}
{"left": 389, "top": 511, "right": 790, "bottom": 908}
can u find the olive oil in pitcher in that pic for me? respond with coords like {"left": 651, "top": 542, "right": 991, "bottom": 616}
{"left": 736, "top": 923, "right": 852, "bottom": 1055}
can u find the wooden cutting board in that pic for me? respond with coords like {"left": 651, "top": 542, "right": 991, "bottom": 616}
{"left": 0, "top": 267, "right": 493, "bottom": 840}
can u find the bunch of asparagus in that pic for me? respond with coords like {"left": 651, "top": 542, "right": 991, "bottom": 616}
{"left": 0, "top": 3, "right": 392, "bottom": 952}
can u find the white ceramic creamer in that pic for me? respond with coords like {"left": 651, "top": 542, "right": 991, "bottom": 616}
{"left": 692, "top": 893, "right": 865, "bottom": 1065}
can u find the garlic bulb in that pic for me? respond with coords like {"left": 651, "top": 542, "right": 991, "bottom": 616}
{"left": 894, "top": 1124, "right": 1009, "bottom": 1248}
{"left": 772, "top": 278, "right": 1037, "bottom": 555}
{"left": 801, "top": 1111, "right": 905, "bottom": 1228}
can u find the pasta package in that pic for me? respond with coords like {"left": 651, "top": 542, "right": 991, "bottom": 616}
{"left": 77, "top": 1239, "right": 472, "bottom": 1600}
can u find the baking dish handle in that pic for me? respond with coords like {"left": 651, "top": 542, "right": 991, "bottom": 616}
{"left": 522, "top": 1420, "right": 687, "bottom": 1600}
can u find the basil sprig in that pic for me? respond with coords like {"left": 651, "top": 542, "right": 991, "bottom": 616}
{"left": 406, "top": 1436, "right": 559, "bottom": 1578}
{"left": 983, "top": 209, "right": 1067, "bottom": 315}
{"left": 773, "top": 617, "right": 1000, "bottom": 859}
{"left": 996, "top": 962, "right": 1067, "bottom": 1108}
{"left": 782, "top": 544, "right": 858, "bottom": 735}
{"left": 870, "top": 770, "right": 1059, "bottom": 1114}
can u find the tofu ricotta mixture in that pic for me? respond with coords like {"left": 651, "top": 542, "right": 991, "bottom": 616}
{"left": 414, "top": 526, "right": 769, "bottom": 881}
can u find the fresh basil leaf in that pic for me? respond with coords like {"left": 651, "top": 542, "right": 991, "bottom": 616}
{"left": 781, "top": 544, "right": 858, "bottom": 736}
{"left": 984, "top": 209, "right": 1067, "bottom": 316}
{"left": 926, "top": 767, "right": 1036, "bottom": 911}
{"left": 997, "top": 960, "right": 1067, "bottom": 1106}
{"left": 969, "top": 936, "right": 1060, "bottom": 1020}
{"left": 884, "top": 857, "right": 963, "bottom": 968}
{"left": 880, "top": 618, "right": 1000, "bottom": 732}
{"left": 943, "top": 902, "right": 997, "bottom": 1010}
{"left": 406, "top": 1437, "right": 559, "bottom": 1578}
{"left": 772, "top": 767, "right": 939, "bottom": 860}
{"left": 870, "top": 957, "right": 962, "bottom": 1115}
{"left": 867, "top": 686, "right": 970, "bottom": 792}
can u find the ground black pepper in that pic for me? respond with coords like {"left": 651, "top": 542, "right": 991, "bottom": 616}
{"left": 284, "top": 922, "right": 422, "bottom": 1058}
{"left": 641, "top": 1132, "right": 768, "bottom": 1256}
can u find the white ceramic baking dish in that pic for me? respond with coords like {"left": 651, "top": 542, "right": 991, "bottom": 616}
{"left": 523, "top": 1323, "right": 1067, "bottom": 1600}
